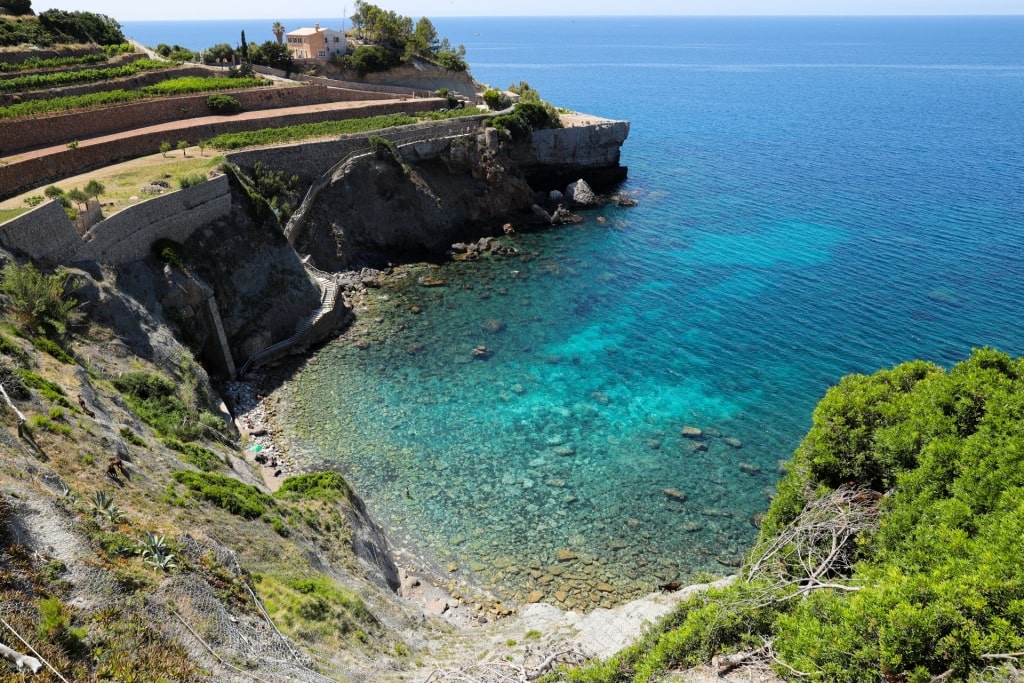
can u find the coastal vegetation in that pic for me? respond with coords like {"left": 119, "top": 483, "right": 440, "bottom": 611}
{"left": 557, "top": 348, "right": 1024, "bottom": 682}
{"left": 346, "top": 0, "right": 468, "bottom": 72}
{"left": 0, "top": 4, "right": 124, "bottom": 46}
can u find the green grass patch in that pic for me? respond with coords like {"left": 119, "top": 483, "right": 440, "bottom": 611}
{"left": 0, "top": 52, "right": 108, "bottom": 72}
{"left": 16, "top": 368, "right": 73, "bottom": 408}
{"left": 0, "top": 206, "right": 28, "bottom": 221}
{"left": 25, "top": 413, "right": 72, "bottom": 436}
{"left": 256, "top": 572, "right": 379, "bottom": 648}
{"left": 0, "top": 331, "right": 30, "bottom": 364}
{"left": 171, "top": 470, "right": 273, "bottom": 518}
{"left": 118, "top": 426, "right": 147, "bottom": 448}
{"left": 32, "top": 336, "right": 74, "bottom": 364}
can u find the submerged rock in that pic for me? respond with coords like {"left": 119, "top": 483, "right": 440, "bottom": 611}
{"left": 663, "top": 488, "right": 688, "bottom": 502}
{"left": 681, "top": 426, "right": 703, "bottom": 439}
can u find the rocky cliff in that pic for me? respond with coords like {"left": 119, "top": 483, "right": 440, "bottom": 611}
{"left": 288, "top": 118, "right": 629, "bottom": 269}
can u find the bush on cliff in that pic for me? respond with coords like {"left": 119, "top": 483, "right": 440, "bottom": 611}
{"left": 344, "top": 45, "right": 400, "bottom": 77}
{"left": 488, "top": 102, "right": 560, "bottom": 139}
{"left": 483, "top": 88, "right": 511, "bottom": 110}
{"left": 558, "top": 348, "right": 1024, "bottom": 683}
{"left": 0, "top": 261, "right": 82, "bottom": 339}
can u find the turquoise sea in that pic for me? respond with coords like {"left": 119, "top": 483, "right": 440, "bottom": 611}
{"left": 128, "top": 17, "right": 1024, "bottom": 607}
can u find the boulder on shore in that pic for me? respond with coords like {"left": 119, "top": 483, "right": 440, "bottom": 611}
{"left": 566, "top": 178, "right": 597, "bottom": 206}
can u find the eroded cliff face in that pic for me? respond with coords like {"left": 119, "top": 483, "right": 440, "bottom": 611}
{"left": 179, "top": 179, "right": 322, "bottom": 361}
{"left": 511, "top": 117, "right": 631, "bottom": 192}
{"left": 294, "top": 132, "right": 536, "bottom": 269}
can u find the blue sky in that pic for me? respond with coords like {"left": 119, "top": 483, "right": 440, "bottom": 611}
{"left": 49, "top": 0, "right": 1024, "bottom": 21}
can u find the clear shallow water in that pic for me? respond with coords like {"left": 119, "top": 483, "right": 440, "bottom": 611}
{"left": 218, "top": 17, "right": 1021, "bottom": 608}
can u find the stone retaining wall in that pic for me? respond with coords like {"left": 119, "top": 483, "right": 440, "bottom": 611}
{"left": 77, "top": 174, "right": 231, "bottom": 265}
{"left": 0, "top": 175, "right": 231, "bottom": 266}
{"left": 0, "top": 64, "right": 212, "bottom": 105}
{"left": 0, "top": 99, "right": 436, "bottom": 200}
{"left": 227, "top": 113, "right": 488, "bottom": 180}
{"left": 0, "top": 83, "right": 398, "bottom": 154}
{"left": 0, "top": 199, "right": 82, "bottom": 264}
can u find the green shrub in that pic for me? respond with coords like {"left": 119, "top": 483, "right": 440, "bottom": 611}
{"left": 164, "top": 438, "right": 222, "bottom": 472}
{"left": 151, "top": 238, "right": 184, "bottom": 268}
{"left": 16, "top": 369, "right": 72, "bottom": 407}
{"left": 483, "top": 88, "right": 511, "bottom": 110}
{"left": 172, "top": 470, "right": 273, "bottom": 518}
{"left": 25, "top": 414, "right": 72, "bottom": 436}
{"left": 276, "top": 471, "right": 352, "bottom": 502}
{"left": 112, "top": 371, "right": 200, "bottom": 440}
{"left": 565, "top": 348, "right": 1024, "bottom": 683}
{"left": 0, "top": 331, "right": 30, "bottom": 365}
{"left": 118, "top": 426, "right": 147, "bottom": 447}
{"left": 345, "top": 45, "right": 400, "bottom": 77}
{"left": 32, "top": 336, "right": 74, "bottom": 364}
{"left": 368, "top": 134, "right": 400, "bottom": 165}
{"left": 206, "top": 93, "right": 241, "bottom": 114}
{"left": 1, "top": 262, "right": 82, "bottom": 338}
{"left": 177, "top": 173, "right": 206, "bottom": 189}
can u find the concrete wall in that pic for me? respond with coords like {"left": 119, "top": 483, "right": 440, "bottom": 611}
{"left": 0, "top": 199, "right": 82, "bottom": 263}
{"left": 0, "top": 99, "right": 436, "bottom": 200}
{"left": 78, "top": 175, "right": 231, "bottom": 265}
{"left": 0, "top": 84, "right": 399, "bottom": 155}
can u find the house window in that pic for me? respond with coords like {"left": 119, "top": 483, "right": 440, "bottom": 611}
{"left": 318, "top": 50, "right": 326, "bottom": 57}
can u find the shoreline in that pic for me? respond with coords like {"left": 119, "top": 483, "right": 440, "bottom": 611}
{"left": 221, "top": 322, "right": 517, "bottom": 627}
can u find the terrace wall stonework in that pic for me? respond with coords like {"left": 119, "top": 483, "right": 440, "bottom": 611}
{"left": 0, "top": 84, "right": 398, "bottom": 154}
{"left": 0, "top": 100, "right": 436, "bottom": 200}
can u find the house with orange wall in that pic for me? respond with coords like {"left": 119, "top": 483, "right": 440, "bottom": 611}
{"left": 285, "top": 23, "right": 346, "bottom": 59}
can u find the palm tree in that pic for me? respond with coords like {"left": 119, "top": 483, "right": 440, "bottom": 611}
{"left": 272, "top": 21, "right": 286, "bottom": 45}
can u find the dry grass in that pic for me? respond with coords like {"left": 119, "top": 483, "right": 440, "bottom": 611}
{"left": 0, "top": 148, "right": 224, "bottom": 220}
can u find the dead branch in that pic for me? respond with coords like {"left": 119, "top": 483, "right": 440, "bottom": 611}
{"left": 762, "top": 637, "right": 813, "bottom": 678}
{"left": 745, "top": 485, "right": 881, "bottom": 599}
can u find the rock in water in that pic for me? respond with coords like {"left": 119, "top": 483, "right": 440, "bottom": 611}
{"left": 566, "top": 178, "right": 597, "bottom": 206}
{"left": 663, "top": 488, "right": 688, "bottom": 502}
{"left": 681, "top": 426, "right": 703, "bottom": 439}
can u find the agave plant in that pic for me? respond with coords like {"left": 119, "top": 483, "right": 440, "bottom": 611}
{"left": 142, "top": 548, "right": 178, "bottom": 572}
{"left": 88, "top": 490, "right": 125, "bottom": 524}
{"left": 137, "top": 532, "right": 169, "bottom": 557}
